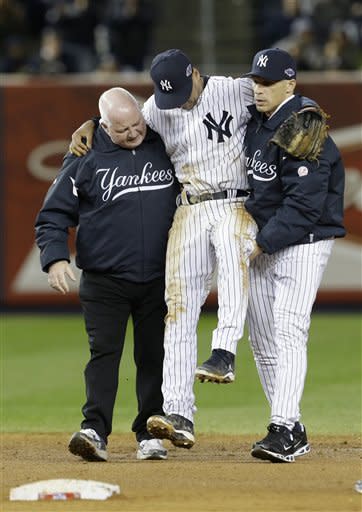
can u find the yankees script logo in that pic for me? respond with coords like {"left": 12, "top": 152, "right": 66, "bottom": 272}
{"left": 246, "top": 150, "right": 277, "bottom": 181}
{"left": 96, "top": 162, "right": 174, "bottom": 201}
{"left": 203, "top": 110, "right": 234, "bottom": 143}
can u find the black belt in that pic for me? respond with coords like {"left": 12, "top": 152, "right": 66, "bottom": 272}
{"left": 178, "top": 189, "right": 250, "bottom": 206}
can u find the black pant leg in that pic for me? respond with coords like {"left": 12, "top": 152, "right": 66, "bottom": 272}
{"left": 79, "top": 272, "right": 131, "bottom": 441}
{"left": 131, "top": 277, "right": 166, "bottom": 441}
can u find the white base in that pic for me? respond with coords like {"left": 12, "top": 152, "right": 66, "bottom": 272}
{"left": 10, "top": 479, "right": 120, "bottom": 501}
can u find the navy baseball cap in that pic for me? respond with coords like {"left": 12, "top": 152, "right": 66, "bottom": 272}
{"left": 243, "top": 48, "right": 297, "bottom": 81}
{"left": 150, "top": 49, "right": 193, "bottom": 109}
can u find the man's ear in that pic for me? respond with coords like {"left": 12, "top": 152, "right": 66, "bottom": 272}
{"left": 100, "top": 120, "right": 109, "bottom": 134}
{"left": 193, "top": 67, "right": 200, "bottom": 80}
{"left": 286, "top": 79, "right": 297, "bottom": 94}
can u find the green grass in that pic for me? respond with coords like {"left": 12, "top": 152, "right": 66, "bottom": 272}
{"left": 1, "top": 312, "right": 361, "bottom": 436}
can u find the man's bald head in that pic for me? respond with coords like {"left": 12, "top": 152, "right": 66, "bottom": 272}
{"left": 98, "top": 87, "right": 147, "bottom": 149}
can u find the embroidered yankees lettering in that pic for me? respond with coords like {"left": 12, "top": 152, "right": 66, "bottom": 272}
{"left": 246, "top": 149, "right": 277, "bottom": 181}
{"left": 97, "top": 162, "right": 174, "bottom": 201}
{"left": 202, "top": 110, "right": 234, "bottom": 143}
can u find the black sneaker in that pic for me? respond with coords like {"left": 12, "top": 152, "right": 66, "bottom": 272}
{"left": 195, "top": 349, "right": 235, "bottom": 383}
{"left": 68, "top": 428, "right": 108, "bottom": 462}
{"left": 293, "top": 422, "right": 310, "bottom": 458}
{"left": 251, "top": 423, "right": 295, "bottom": 463}
{"left": 146, "top": 414, "right": 195, "bottom": 449}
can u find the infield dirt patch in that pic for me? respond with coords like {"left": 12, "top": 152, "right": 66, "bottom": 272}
{"left": 1, "top": 433, "right": 361, "bottom": 512}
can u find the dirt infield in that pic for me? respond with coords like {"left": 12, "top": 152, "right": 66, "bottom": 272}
{"left": 1, "top": 433, "right": 361, "bottom": 512}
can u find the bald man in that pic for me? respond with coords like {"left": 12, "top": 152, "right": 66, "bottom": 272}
{"left": 35, "top": 88, "right": 179, "bottom": 461}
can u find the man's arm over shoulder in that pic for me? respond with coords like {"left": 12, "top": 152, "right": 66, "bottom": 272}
{"left": 142, "top": 96, "right": 158, "bottom": 131}
{"left": 35, "top": 154, "right": 81, "bottom": 272}
{"left": 69, "top": 118, "right": 98, "bottom": 156}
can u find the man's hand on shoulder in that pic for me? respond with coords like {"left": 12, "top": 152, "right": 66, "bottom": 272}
{"left": 69, "top": 120, "right": 95, "bottom": 157}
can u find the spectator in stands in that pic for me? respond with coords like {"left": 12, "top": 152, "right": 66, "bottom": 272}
{"left": 322, "top": 25, "right": 362, "bottom": 70}
{"left": 99, "top": 0, "right": 154, "bottom": 71}
{"left": 0, "top": 0, "right": 33, "bottom": 72}
{"left": 311, "top": 0, "right": 352, "bottom": 44}
{"left": 0, "top": 35, "right": 29, "bottom": 72}
{"left": 0, "top": 0, "right": 27, "bottom": 44}
{"left": 25, "top": 27, "right": 80, "bottom": 74}
{"left": 349, "top": 1, "right": 362, "bottom": 47}
{"left": 265, "top": 0, "right": 362, "bottom": 71}
{"left": 1, "top": 0, "right": 361, "bottom": 73}
{"left": 43, "top": 0, "right": 98, "bottom": 70}
{"left": 254, "top": 0, "right": 302, "bottom": 49}
{"left": 273, "top": 18, "right": 324, "bottom": 70}
{"left": 19, "top": 0, "right": 48, "bottom": 41}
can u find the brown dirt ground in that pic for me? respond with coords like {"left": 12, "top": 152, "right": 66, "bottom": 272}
{"left": 1, "top": 433, "right": 361, "bottom": 512}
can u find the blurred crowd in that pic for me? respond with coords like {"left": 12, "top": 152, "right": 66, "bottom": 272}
{"left": 256, "top": 0, "right": 362, "bottom": 71}
{"left": 0, "top": 0, "right": 155, "bottom": 73}
{"left": 1, "top": 0, "right": 361, "bottom": 75}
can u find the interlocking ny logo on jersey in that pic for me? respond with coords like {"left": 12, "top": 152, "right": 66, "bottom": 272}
{"left": 160, "top": 79, "right": 173, "bottom": 91}
{"left": 257, "top": 54, "right": 268, "bottom": 67}
{"left": 203, "top": 110, "right": 234, "bottom": 143}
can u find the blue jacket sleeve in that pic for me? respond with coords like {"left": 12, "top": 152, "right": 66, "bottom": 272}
{"left": 256, "top": 151, "right": 332, "bottom": 254}
{"left": 35, "top": 154, "right": 80, "bottom": 272}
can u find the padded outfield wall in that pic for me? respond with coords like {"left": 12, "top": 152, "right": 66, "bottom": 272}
{"left": 0, "top": 73, "right": 361, "bottom": 309}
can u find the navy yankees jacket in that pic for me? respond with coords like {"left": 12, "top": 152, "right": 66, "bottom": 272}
{"left": 244, "top": 95, "right": 346, "bottom": 254}
{"left": 35, "top": 126, "right": 179, "bottom": 282}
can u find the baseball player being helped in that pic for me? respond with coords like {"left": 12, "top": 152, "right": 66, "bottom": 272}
{"left": 243, "top": 48, "right": 345, "bottom": 462}
{"left": 70, "top": 49, "right": 259, "bottom": 449}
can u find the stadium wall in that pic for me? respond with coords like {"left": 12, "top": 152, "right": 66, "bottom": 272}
{"left": 0, "top": 74, "right": 361, "bottom": 309}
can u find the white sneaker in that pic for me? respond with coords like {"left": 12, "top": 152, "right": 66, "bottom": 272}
{"left": 69, "top": 428, "right": 108, "bottom": 462}
{"left": 136, "top": 438, "right": 168, "bottom": 460}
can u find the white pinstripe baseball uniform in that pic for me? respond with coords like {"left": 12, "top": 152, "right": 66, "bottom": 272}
{"left": 247, "top": 240, "right": 334, "bottom": 429}
{"left": 143, "top": 76, "right": 258, "bottom": 422}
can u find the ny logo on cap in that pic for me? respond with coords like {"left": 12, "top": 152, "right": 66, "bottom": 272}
{"left": 257, "top": 55, "right": 268, "bottom": 67}
{"left": 160, "top": 80, "right": 173, "bottom": 91}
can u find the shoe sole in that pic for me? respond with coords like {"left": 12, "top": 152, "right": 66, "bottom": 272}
{"left": 294, "top": 443, "right": 311, "bottom": 458}
{"left": 195, "top": 368, "right": 235, "bottom": 384}
{"left": 251, "top": 446, "right": 295, "bottom": 463}
{"left": 146, "top": 417, "right": 195, "bottom": 449}
{"left": 68, "top": 433, "right": 107, "bottom": 462}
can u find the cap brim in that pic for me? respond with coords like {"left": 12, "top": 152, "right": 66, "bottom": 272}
{"left": 154, "top": 81, "right": 193, "bottom": 110}
{"left": 242, "top": 70, "right": 278, "bottom": 80}
{"left": 241, "top": 70, "right": 293, "bottom": 81}
{"left": 241, "top": 72, "right": 254, "bottom": 78}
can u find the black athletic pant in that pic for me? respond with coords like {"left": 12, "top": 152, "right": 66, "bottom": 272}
{"left": 79, "top": 272, "right": 166, "bottom": 443}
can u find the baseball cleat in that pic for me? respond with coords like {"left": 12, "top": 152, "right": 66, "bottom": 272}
{"left": 147, "top": 414, "right": 195, "bottom": 449}
{"left": 68, "top": 428, "right": 108, "bottom": 462}
{"left": 252, "top": 421, "right": 311, "bottom": 458}
{"left": 292, "top": 422, "right": 311, "bottom": 457}
{"left": 195, "top": 349, "right": 235, "bottom": 383}
{"left": 136, "top": 438, "right": 168, "bottom": 460}
{"left": 251, "top": 423, "right": 295, "bottom": 463}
